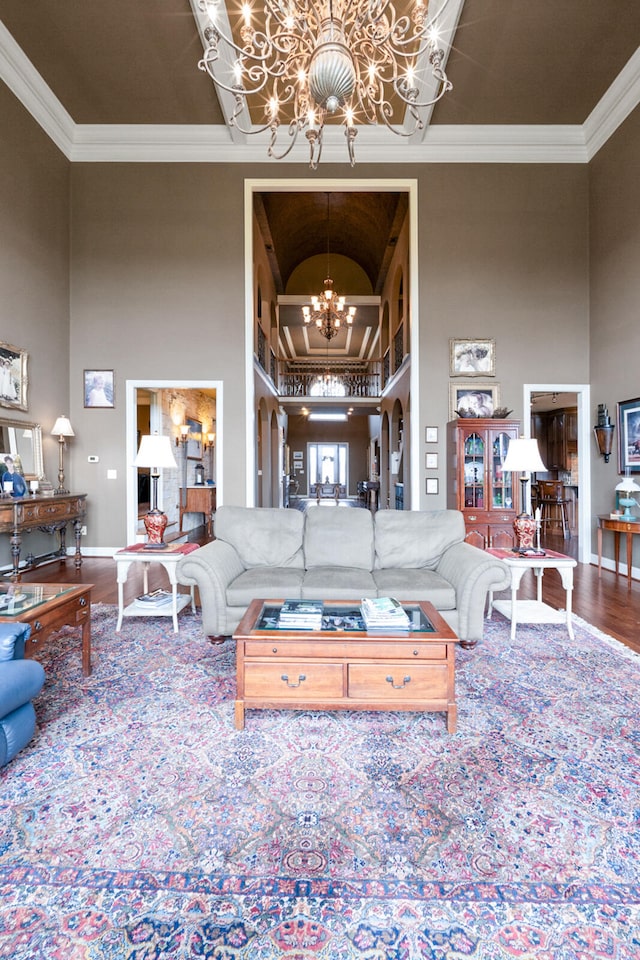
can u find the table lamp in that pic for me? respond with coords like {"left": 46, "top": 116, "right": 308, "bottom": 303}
{"left": 615, "top": 475, "right": 640, "bottom": 519}
{"left": 134, "top": 434, "right": 177, "bottom": 548}
{"left": 502, "top": 437, "right": 547, "bottom": 552}
{"left": 51, "top": 416, "right": 75, "bottom": 493}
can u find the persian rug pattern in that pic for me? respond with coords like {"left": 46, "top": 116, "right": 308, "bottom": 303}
{"left": 1, "top": 604, "right": 639, "bottom": 958}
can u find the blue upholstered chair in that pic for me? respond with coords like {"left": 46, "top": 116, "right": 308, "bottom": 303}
{"left": 0, "top": 623, "right": 45, "bottom": 767}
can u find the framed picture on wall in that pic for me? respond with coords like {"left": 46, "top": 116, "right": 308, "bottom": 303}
{"left": 84, "top": 369, "right": 115, "bottom": 408}
{"left": 450, "top": 338, "right": 496, "bottom": 377}
{"left": 425, "top": 453, "right": 438, "bottom": 470}
{"left": 425, "top": 426, "right": 438, "bottom": 443}
{"left": 449, "top": 382, "right": 501, "bottom": 420}
{"left": 617, "top": 397, "right": 640, "bottom": 474}
{"left": 0, "top": 340, "right": 28, "bottom": 412}
{"left": 426, "top": 478, "right": 439, "bottom": 495}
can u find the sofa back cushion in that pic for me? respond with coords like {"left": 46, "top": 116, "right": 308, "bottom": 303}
{"left": 214, "top": 506, "right": 304, "bottom": 569}
{"left": 304, "top": 506, "right": 374, "bottom": 570}
{"left": 374, "top": 510, "right": 465, "bottom": 569}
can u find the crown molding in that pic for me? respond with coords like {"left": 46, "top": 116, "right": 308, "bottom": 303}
{"left": 2, "top": 20, "right": 639, "bottom": 165}
{"left": 584, "top": 46, "right": 640, "bottom": 159}
{"left": 0, "top": 21, "right": 74, "bottom": 155}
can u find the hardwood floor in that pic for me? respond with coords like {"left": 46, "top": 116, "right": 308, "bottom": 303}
{"left": 13, "top": 528, "right": 640, "bottom": 655}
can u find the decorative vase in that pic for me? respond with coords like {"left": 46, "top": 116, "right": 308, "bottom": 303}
{"left": 513, "top": 514, "right": 537, "bottom": 551}
{"left": 143, "top": 509, "right": 168, "bottom": 547}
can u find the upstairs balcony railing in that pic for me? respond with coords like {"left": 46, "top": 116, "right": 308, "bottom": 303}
{"left": 277, "top": 360, "right": 381, "bottom": 399}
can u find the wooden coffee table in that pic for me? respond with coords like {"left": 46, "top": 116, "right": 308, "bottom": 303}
{"left": 233, "top": 599, "right": 459, "bottom": 733}
{"left": 0, "top": 582, "right": 92, "bottom": 676}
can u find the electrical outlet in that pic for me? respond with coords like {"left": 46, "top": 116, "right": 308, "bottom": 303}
{"left": 81, "top": 525, "right": 87, "bottom": 536}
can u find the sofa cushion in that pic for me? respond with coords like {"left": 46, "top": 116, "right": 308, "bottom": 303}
{"left": 374, "top": 510, "right": 465, "bottom": 570}
{"left": 304, "top": 506, "right": 374, "bottom": 570}
{"left": 226, "top": 567, "right": 305, "bottom": 607}
{"left": 215, "top": 506, "right": 304, "bottom": 570}
{"left": 372, "top": 569, "right": 457, "bottom": 609}
{"left": 302, "top": 567, "right": 377, "bottom": 600}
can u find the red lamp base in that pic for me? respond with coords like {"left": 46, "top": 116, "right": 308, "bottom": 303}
{"left": 513, "top": 514, "right": 537, "bottom": 551}
{"left": 142, "top": 508, "right": 168, "bottom": 548}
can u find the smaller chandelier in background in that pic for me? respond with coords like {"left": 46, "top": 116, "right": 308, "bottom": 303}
{"left": 198, "top": 0, "right": 453, "bottom": 168}
{"left": 303, "top": 277, "right": 356, "bottom": 341}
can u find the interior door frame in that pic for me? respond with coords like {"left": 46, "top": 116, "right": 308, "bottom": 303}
{"left": 522, "top": 382, "right": 591, "bottom": 563}
{"left": 125, "top": 379, "right": 223, "bottom": 546}
{"left": 244, "top": 178, "right": 419, "bottom": 508}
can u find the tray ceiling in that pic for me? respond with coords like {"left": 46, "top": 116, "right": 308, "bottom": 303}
{"left": 1, "top": 0, "right": 639, "bottom": 163}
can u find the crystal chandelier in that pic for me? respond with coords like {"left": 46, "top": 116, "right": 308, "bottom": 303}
{"left": 198, "top": 0, "right": 453, "bottom": 168}
{"left": 303, "top": 276, "right": 356, "bottom": 340}
{"left": 302, "top": 194, "right": 356, "bottom": 340}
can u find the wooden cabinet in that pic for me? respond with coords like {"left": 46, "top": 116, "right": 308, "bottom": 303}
{"left": 0, "top": 493, "right": 87, "bottom": 580}
{"left": 531, "top": 408, "right": 577, "bottom": 471}
{"left": 179, "top": 485, "right": 216, "bottom": 537}
{"left": 447, "top": 419, "right": 521, "bottom": 549}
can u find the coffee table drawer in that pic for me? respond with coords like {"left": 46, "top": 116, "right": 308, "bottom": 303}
{"left": 245, "top": 639, "right": 447, "bottom": 659}
{"left": 244, "top": 662, "right": 343, "bottom": 699}
{"left": 348, "top": 663, "right": 449, "bottom": 700}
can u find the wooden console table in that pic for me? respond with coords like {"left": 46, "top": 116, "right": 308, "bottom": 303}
{"left": 0, "top": 493, "right": 87, "bottom": 580}
{"left": 179, "top": 486, "right": 216, "bottom": 538}
{"left": 597, "top": 515, "right": 640, "bottom": 589}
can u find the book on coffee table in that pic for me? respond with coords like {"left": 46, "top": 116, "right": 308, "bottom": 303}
{"left": 360, "top": 596, "right": 411, "bottom": 630}
{"left": 278, "top": 599, "right": 324, "bottom": 630}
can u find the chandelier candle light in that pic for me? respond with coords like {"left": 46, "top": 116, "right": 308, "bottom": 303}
{"left": 198, "top": 0, "right": 454, "bottom": 167}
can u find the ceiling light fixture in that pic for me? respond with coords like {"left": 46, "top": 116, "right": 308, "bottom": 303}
{"left": 302, "top": 194, "right": 355, "bottom": 340}
{"left": 198, "top": 0, "right": 453, "bottom": 168}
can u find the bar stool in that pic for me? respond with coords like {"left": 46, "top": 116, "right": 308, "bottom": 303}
{"left": 538, "top": 480, "right": 571, "bottom": 539}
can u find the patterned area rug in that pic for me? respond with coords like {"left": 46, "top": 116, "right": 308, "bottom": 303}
{"left": 1, "top": 604, "right": 639, "bottom": 958}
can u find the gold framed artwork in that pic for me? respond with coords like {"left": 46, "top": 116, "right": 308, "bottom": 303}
{"left": 449, "top": 338, "right": 496, "bottom": 377}
{"left": 449, "top": 382, "right": 501, "bottom": 420}
{"left": 0, "top": 340, "right": 28, "bottom": 412}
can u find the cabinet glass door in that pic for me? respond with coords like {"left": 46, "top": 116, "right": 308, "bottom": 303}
{"left": 463, "top": 432, "right": 484, "bottom": 508}
{"left": 491, "top": 432, "right": 514, "bottom": 510}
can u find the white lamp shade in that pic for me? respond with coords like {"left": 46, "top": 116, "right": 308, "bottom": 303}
{"left": 615, "top": 477, "right": 640, "bottom": 493}
{"left": 502, "top": 437, "right": 547, "bottom": 473}
{"left": 51, "top": 416, "right": 75, "bottom": 437}
{"left": 134, "top": 435, "right": 177, "bottom": 470}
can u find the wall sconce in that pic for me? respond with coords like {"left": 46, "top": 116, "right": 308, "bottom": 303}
{"left": 175, "top": 424, "right": 190, "bottom": 447}
{"left": 50, "top": 416, "right": 75, "bottom": 493}
{"left": 593, "top": 404, "right": 615, "bottom": 463}
{"left": 204, "top": 431, "right": 216, "bottom": 482}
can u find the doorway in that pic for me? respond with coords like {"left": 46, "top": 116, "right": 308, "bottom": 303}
{"left": 245, "top": 179, "right": 420, "bottom": 509}
{"left": 125, "top": 379, "right": 223, "bottom": 546}
{"left": 522, "top": 383, "right": 591, "bottom": 564}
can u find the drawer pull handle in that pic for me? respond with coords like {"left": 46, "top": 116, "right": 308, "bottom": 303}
{"left": 413, "top": 650, "right": 419, "bottom": 657}
{"left": 79, "top": 597, "right": 87, "bottom": 607}
{"left": 468, "top": 515, "right": 477, "bottom": 521}
{"left": 272, "top": 647, "right": 278, "bottom": 653}
{"left": 386, "top": 675, "right": 411, "bottom": 689}
{"left": 33, "top": 621, "right": 42, "bottom": 633}
{"left": 281, "top": 673, "right": 306, "bottom": 688}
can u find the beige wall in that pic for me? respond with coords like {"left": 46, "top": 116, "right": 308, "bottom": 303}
{"left": 589, "top": 104, "right": 640, "bottom": 567}
{"left": 0, "top": 83, "right": 71, "bottom": 567}
{"left": 4, "top": 81, "right": 638, "bottom": 562}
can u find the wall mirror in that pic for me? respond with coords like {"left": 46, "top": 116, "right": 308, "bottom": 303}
{"left": 0, "top": 418, "right": 44, "bottom": 481}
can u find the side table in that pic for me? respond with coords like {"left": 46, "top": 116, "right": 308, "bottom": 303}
{"left": 115, "top": 542, "right": 199, "bottom": 633}
{"left": 597, "top": 515, "right": 640, "bottom": 589}
{"left": 486, "top": 548, "right": 577, "bottom": 640}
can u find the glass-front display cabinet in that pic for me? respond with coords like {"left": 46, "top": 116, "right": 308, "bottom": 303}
{"left": 447, "top": 419, "right": 521, "bottom": 549}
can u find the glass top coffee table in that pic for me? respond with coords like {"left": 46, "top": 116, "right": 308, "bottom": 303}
{"left": 233, "top": 599, "right": 459, "bottom": 733}
{"left": 0, "top": 582, "right": 92, "bottom": 676}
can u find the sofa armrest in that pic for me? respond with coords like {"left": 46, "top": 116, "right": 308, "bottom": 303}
{"left": 177, "top": 540, "right": 245, "bottom": 637}
{"left": 436, "top": 542, "right": 510, "bottom": 645}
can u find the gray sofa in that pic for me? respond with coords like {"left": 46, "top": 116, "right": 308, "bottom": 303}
{"left": 177, "top": 505, "right": 510, "bottom": 647}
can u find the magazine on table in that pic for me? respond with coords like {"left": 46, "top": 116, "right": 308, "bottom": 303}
{"left": 277, "top": 599, "right": 324, "bottom": 629}
{"left": 136, "top": 589, "right": 174, "bottom": 607}
{"left": 360, "top": 596, "right": 411, "bottom": 630}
